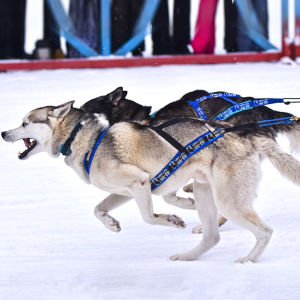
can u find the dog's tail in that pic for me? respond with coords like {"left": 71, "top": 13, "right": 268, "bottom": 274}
{"left": 282, "top": 121, "right": 300, "bottom": 154}
{"left": 254, "top": 135, "right": 300, "bottom": 185}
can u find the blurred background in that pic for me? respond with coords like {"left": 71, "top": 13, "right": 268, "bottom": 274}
{"left": 0, "top": 0, "right": 296, "bottom": 61}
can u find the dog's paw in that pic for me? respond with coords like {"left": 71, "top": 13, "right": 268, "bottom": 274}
{"left": 95, "top": 211, "right": 121, "bottom": 232}
{"left": 167, "top": 214, "right": 186, "bottom": 228}
{"left": 192, "top": 225, "right": 203, "bottom": 234}
{"left": 106, "top": 217, "right": 121, "bottom": 232}
{"left": 176, "top": 196, "right": 195, "bottom": 209}
{"left": 235, "top": 256, "right": 256, "bottom": 264}
{"left": 170, "top": 252, "right": 197, "bottom": 261}
{"left": 183, "top": 183, "right": 193, "bottom": 193}
{"left": 186, "top": 197, "right": 195, "bottom": 208}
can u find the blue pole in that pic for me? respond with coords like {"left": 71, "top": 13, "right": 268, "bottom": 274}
{"left": 62, "top": 31, "right": 99, "bottom": 57}
{"left": 235, "top": 0, "right": 276, "bottom": 50}
{"left": 46, "top": 0, "right": 99, "bottom": 57}
{"left": 115, "top": 0, "right": 160, "bottom": 56}
{"left": 296, "top": 0, "right": 300, "bottom": 36}
{"left": 281, "top": 0, "right": 289, "bottom": 36}
{"left": 100, "top": 0, "right": 111, "bottom": 56}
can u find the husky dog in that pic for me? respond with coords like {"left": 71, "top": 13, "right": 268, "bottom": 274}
{"left": 80, "top": 87, "right": 300, "bottom": 232}
{"left": 2, "top": 101, "right": 300, "bottom": 262}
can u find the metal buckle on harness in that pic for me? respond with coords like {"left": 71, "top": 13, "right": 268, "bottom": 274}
{"left": 204, "top": 123, "right": 225, "bottom": 138}
{"left": 204, "top": 123, "right": 216, "bottom": 132}
{"left": 291, "top": 116, "right": 300, "bottom": 121}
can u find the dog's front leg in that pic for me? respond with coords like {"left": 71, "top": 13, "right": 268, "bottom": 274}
{"left": 129, "top": 172, "right": 186, "bottom": 228}
{"left": 94, "top": 194, "right": 131, "bottom": 232}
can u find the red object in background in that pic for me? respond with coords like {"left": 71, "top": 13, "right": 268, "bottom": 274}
{"left": 191, "top": 0, "right": 219, "bottom": 54}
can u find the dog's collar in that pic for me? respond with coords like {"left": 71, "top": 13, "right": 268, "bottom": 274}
{"left": 59, "top": 122, "right": 83, "bottom": 156}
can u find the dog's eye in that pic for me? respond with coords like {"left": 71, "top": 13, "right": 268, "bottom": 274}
{"left": 22, "top": 122, "right": 28, "bottom": 127}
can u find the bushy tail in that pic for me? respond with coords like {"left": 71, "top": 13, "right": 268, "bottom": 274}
{"left": 284, "top": 122, "right": 300, "bottom": 154}
{"left": 254, "top": 135, "right": 300, "bottom": 186}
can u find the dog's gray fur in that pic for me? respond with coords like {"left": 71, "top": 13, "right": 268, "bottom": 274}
{"left": 2, "top": 101, "right": 300, "bottom": 262}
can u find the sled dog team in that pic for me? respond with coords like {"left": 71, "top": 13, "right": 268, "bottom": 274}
{"left": 2, "top": 88, "right": 300, "bottom": 263}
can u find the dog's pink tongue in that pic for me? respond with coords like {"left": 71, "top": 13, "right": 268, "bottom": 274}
{"left": 23, "top": 139, "right": 30, "bottom": 148}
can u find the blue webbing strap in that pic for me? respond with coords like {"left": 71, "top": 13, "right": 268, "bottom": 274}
{"left": 84, "top": 128, "right": 109, "bottom": 174}
{"left": 191, "top": 93, "right": 241, "bottom": 105}
{"left": 188, "top": 92, "right": 241, "bottom": 120}
{"left": 221, "top": 96, "right": 239, "bottom": 106}
{"left": 257, "top": 117, "right": 293, "bottom": 127}
{"left": 150, "top": 129, "right": 225, "bottom": 191}
{"left": 214, "top": 98, "right": 284, "bottom": 120}
{"left": 188, "top": 101, "right": 209, "bottom": 120}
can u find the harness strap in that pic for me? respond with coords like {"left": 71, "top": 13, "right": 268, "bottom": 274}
{"left": 149, "top": 126, "right": 186, "bottom": 152}
{"left": 187, "top": 92, "right": 285, "bottom": 121}
{"left": 188, "top": 100, "right": 208, "bottom": 120}
{"left": 188, "top": 92, "right": 241, "bottom": 120}
{"left": 148, "top": 117, "right": 211, "bottom": 153}
{"left": 59, "top": 122, "right": 83, "bottom": 156}
{"left": 150, "top": 115, "right": 299, "bottom": 190}
{"left": 214, "top": 98, "right": 284, "bottom": 120}
{"left": 83, "top": 128, "right": 109, "bottom": 174}
{"left": 151, "top": 128, "right": 225, "bottom": 190}
{"left": 192, "top": 92, "right": 241, "bottom": 104}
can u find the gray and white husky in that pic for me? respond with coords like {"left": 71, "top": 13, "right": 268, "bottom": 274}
{"left": 2, "top": 101, "right": 300, "bottom": 262}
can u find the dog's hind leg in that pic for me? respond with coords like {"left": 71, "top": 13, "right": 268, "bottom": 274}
{"left": 218, "top": 202, "right": 273, "bottom": 263}
{"left": 213, "top": 156, "right": 273, "bottom": 263}
{"left": 170, "top": 180, "right": 220, "bottom": 261}
{"left": 232, "top": 211, "right": 273, "bottom": 263}
{"left": 163, "top": 192, "right": 195, "bottom": 209}
{"left": 94, "top": 194, "right": 131, "bottom": 232}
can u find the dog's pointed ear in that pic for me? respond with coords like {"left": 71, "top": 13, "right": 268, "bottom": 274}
{"left": 49, "top": 101, "right": 75, "bottom": 118}
{"left": 107, "top": 87, "right": 127, "bottom": 106}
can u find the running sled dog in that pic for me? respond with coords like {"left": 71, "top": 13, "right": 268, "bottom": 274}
{"left": 2, "top": 100, "right": 300, "bottom": 263}
{"left": 81, "top": 87, "right": 300, "bottom": 232}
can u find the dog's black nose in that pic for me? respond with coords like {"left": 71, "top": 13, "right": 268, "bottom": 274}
{"left": 1, "top": 131, "right": 6, "bottom": 139}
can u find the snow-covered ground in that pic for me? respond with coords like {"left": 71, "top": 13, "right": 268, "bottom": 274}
{"left": 1, "top": 62, "right": 300, "bottom": 300}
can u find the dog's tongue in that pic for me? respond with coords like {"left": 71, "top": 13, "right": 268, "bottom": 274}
{"left": 23, "top": 138, "right": 30, "bottom": 148}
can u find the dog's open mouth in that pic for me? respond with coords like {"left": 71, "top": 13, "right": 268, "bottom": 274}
{"left": 18, "top": 138, "right": 37, "bottom": 159}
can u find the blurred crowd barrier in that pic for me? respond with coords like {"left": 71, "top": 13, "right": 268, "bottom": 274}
{"left": 0, "top": 0, "right": 300, "bottom": 69}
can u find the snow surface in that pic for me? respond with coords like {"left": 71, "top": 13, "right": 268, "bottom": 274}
{"left": 1, "top": 62, "right": 300, "bottom": 300}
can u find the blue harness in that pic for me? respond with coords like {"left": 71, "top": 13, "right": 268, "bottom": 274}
{"left": 150, "top": 115, "right": 298, "bottom": 191}
{"left": 83, "top": 128, "right": 109, "bottom": 174}
{"left": 58, "top": 123, "right": 109, "bottom": 175}
{"left": 188, "top": 93, "right": 284, "bottom": 121}
{"left": 150, "top": 127, "right": 225, "bottom": 190}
